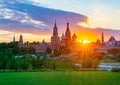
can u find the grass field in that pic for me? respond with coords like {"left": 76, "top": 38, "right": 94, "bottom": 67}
{"left": 0, "top": 71, "right": 120, "bottom": 85}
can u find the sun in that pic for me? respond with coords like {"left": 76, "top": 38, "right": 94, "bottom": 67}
{"left": 82, "top": 40, "right": 90, "bottom": 44}
{"left": 78, "top": 39, "right": 91, "bottom": 44}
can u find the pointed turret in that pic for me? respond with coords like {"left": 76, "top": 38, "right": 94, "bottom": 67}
{"left": 51, "top": 21, "right": 60, "bottom": 49}
{"left": 19, "top": 34, "right": 23, "bottom": 45}
{"left": 13, "top": 35, "right": 15, "bottom": 42}
{"left": 53, "top": 21, "right": 58, "bottom": 36}
{"left": 101, "top": 32, "right": 104, "bottom": 43}
{"left": 65, "top": 22, "right": 71, "bottom": 41}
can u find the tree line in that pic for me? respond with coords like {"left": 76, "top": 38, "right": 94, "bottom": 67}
{"left": 0, "top": 42, "right": 43, "bottom": 71}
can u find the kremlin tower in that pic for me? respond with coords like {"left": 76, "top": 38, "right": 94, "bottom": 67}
{"left": 51, "top": 21, "right": 60, "bottom": 49}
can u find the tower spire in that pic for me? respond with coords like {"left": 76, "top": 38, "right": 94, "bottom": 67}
{"left": 51, "top": 20, "right": 60, "bottom": 49}
{"left": 53, "top": 20, "right": 58, "bottom": 36}
{"left": 101, "top": 32, "right": 104, "bottom": 43}
{"left": 55, "top": 19, "right": 56, "bottom": 27}
{"left": 19, "top": 34, "right": 23, "bottom": 45}
{"left": 65, "top": 22, "right": 71, "bottom": 41}
{"left": 13, "top": 35, "right": 15, "bottom": 42}
{"left": 67, "top": 22, "right": 69, "bottom": 29}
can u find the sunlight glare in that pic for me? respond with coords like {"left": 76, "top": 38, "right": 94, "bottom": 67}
{"left": 82, "top": 39, "right": 90, "bottom": 44}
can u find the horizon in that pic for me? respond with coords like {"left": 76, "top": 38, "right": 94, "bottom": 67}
{"left": 0, "top": 0, "right": 120, "bottom": 42}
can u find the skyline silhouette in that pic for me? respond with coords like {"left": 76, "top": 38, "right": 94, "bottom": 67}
{"left": 0, "top": 0, "right": 120, "bottom": 42}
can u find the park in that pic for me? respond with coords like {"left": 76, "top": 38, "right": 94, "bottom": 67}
{"left": 0, "top": 71, "right": 120, "bottom": 85}
{"left": 0, "top": 1, "right": 120, "bottom": 85}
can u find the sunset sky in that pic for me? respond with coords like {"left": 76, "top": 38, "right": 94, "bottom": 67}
{"left": 0, "top": 0, "right": 120, "bottom": 42}
{"left": 30, "top": 0, "right": 120, "bottom": 29}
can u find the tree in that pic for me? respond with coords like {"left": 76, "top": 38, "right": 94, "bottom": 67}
{"left": 79, "top": 46, "right": 100, "bottom": 69}
{"left": 19, "top": 46, "right": 35, "bottom": 54}
{"left": 108, "top": 48, "right": 119, "bottom": 57}
{"left": 94, "top": 52, "right": 104, "bottom": 60}
{"left": 45, "top": 47, "right": 51, "bottom": 54}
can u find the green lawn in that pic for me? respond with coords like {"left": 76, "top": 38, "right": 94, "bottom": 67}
{"left": 0, "top": 71, "right": 120, "bottom": 85}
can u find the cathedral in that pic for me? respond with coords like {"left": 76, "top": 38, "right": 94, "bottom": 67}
{"left": 51, "top": 21, "right": 77, "bottom": 50}
{"left": 14, "top": 21, "right": 120, "bottom": 53}
{"left": 17, "top": 21, "right": 77, "bottom": 52}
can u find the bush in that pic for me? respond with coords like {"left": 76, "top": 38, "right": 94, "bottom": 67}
{"left": 111, "top": 67, "right": 120, "bottom": 72}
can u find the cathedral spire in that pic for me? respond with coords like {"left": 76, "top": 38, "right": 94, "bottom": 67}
{"left": 65, "top": 22, "right": 71, "bottom": 41}
{"left": 19, "top": 34, "right": 23, "bottom": 45}
{"left": 53, "top": 20, "right": 58, "bottom": 36}
{"left": 67, "top": 22, "right": 69, "bottom": 29}
{"left": 13, "top": 35, "right": 15, "bottom": 42}
{"left": 101, "top": 32, "right": 104, "bottom": 43}
{"left": 51, "top": 20, "right": 60, "bottom": 49}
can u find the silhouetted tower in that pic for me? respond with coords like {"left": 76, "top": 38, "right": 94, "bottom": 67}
{"left": 72, "top": 33, "right": 77, "bottom": 42}
{"left": 51, "top": 21, "right": 60, "bottom": 49}
{"left": 13, "top": 35, "right": 15, "bottom": 42}
{"left": 53, "top": 21, "right": 58, "bottom": 36}
{"left": 19, "top": 34, "right": 23, "bottom": 45}
{"left": 101, "top": 32, "right": 104, "bottom": 43}
{"left": 65, "top": 22, "right": 71, "bottom": 42}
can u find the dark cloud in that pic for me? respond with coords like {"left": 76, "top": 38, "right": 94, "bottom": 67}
{"left": 0, "top": 1, "right": 87, "bottom": 35}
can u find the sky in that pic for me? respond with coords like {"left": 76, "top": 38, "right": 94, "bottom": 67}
{"left": 0, "top": 0, "right": 120, "bottom": 42}
{"left": 29, "top": 0, "right": 120, "bottom": 29}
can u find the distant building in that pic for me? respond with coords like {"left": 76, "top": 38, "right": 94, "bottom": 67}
{"left": 19, "top": 34, "right": 23, "bottom": 45}
{"left": 39, "top": 39, "right": 48, "bottom": 52}
{"left": 106, "top": 36, "right": 116, "bottom": 46}
{"left": 31, "top": 39, "right": 49, "bottom": 52}
{"left": 13, "top": 35, "right": 15, "bottom": 42}
{"left": 17, "top": 21, "right": 79, "bottom": 53}
{"left": 116, "top": 41, "right": 120, "bottom": 46}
